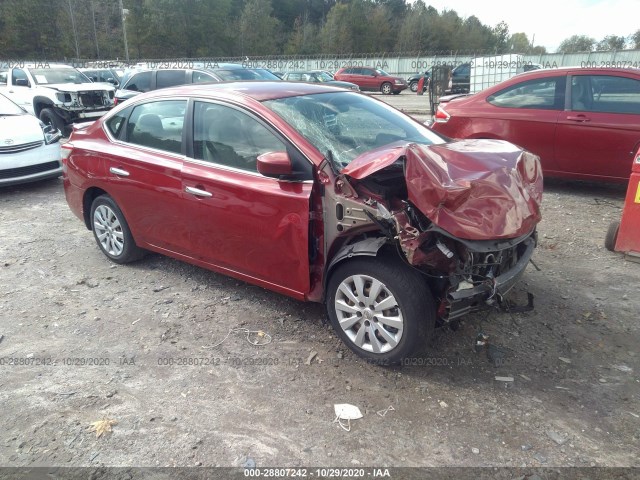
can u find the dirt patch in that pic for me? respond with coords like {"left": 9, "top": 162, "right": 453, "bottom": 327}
{"left": 0, "top": 173, "right": 638, "bottom": 469}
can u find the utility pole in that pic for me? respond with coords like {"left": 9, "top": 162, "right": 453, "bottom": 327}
{"left": 118, "top": 0, "right": 130, "bottom": 62}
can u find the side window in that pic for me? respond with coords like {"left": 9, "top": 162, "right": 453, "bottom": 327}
{"left": 288, "top": 73, "right": 302, "bottom": 81}
{"left": 488, "top": 76, "right": 565, "bottom": 110}
{"left": 105, "top": 105, "right": 133, "bottom": 139}
{"left": 156, "top": 70, "right": 186, "bottom": 89}
{"left": 124, "top": 72, "right": 151, "bottom": 92}
{"left": 126, "top": 100, "right": 186, "bottom": 154}
{"left": 193, "top": 71, "right": 216, "bottom": 83}
{"left": 0, "top": 71, "right": 7, "bottom": 85}
{"left": 11, "top": 68, "right": 30, "bottom": 87}
{"left": 193, "top": 101, "right": 286, "bottom": 172}
{"left": 572, "top": 75, "right": 640, "bottom": 114}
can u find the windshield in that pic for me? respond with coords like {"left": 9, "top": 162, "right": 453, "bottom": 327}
{"left": 264, "top": 92, "right": 445, "bottom": 168}
{"left": 29, "top": 68, "right": 91, "bottom": 84}
{"left": 316, "top": 72, "right": 333, "bottom": 82}
{"left": 376, "top": 69, "right": 390, "bottom": 76}
{"left": 0, "top": 93, "right": 24, "bottom": 115}
{"left": 215, "top": 68, "right": 280, "bottom": 81}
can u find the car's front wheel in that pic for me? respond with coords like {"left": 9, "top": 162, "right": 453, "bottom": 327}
{"left": 326, "top": 257, "right": 435, "bottom": 364}
{"left": 90, "top": 195, "right": 145, "bottom": 264}
{"left": 380, "top": 82, "right": 393, "bottom": 95}
{"left": 39, "top": 108, "right": 66, "bottom": 135}
{"left": 409, "top": 81, "right": 418, "bottom": 92}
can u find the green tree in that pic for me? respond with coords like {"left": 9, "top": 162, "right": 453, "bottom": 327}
{"left": 508, "top": 32, "right": 530, "bottom": 53}
{"left": 632, "top": 30, "right": 640, "bottom": 49}
{"left": 596, "top": 34, "right": 626, "bottom": 51}
{"left": 239, "top": 0, "right": 282, "bottom": 55}
{"left": 557, "top": 35, "right": 595, "bottom": 53}
{"left": 491, "top": 21, "right": 509, "bottom": 53}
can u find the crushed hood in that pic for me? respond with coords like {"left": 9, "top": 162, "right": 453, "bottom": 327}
{"left": 342, "top": 140, "right": 543, "bottom": 240}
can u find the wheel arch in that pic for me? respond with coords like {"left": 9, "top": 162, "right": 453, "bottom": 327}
{"left": 323, "top": 236, "right": 412, "bottom": 301}
{"left": 83, "top": 187, "right": 109, "bottom": 230}
{"left": 33, "top": 97, "right": 54, "bottom": 117}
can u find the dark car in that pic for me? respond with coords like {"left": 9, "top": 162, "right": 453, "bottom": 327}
{"left": 62, "top": 82, "right": 541, "bottom": 363}
{"left": 446, "top": 63, "right": 471, "bottom": 94}
{"left": 432, "top": 67, "right": 640, "bottom": 182}
{"left": 334, "top": 66, "right": 408, "bottom": 94}
{"left": 114, "top": 63, "right": 281, "bottom": 104}
{"left": 407, "top": 71, "right": 431, "bottom": 93}
{"left": 281, "top": 70, "right": 360, "bottom": 91}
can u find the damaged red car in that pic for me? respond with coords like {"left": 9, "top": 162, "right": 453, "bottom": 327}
{"left": 62, "top": 82, "right": 543, "bottom": 363}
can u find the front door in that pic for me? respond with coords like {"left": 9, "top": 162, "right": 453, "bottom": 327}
{"left": 181, "top": 100, "right": 313, "bottom": 298}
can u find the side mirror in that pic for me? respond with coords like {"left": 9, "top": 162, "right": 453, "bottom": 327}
{"left": 15, "top": 78, "right": 29, "bottom": 87}
{"left": 257, "top": 151, "right": 292, "bottom": 178}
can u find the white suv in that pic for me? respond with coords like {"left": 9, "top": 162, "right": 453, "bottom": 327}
{"left": 0, "top": 63, "right": 115, "bottom": 134}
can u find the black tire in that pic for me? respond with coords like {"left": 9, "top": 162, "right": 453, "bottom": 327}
{"left": 39, "top": 108, "right": 66, "bottom": 135}
{"left": 409, "top": 81, "right": 418, "bottom": 93}
{"left": 380, "top": 82, "right": 393, "bottom": 95}
{"left": 326, "top": 257, "right": 435, "bottom": 365}
{"left": 90, "top": 195, "right": 145, "bottom": 264}
{"left": 605, "top": 221, "right": 620, "bottom": 252}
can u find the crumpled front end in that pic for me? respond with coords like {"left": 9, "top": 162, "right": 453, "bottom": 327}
{"left": 327, "top": 139, "right": 542, "bottom": 320}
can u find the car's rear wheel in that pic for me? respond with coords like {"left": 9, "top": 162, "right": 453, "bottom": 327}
{"left": 90, "top": 195, "right": 144, "bottom": 264}
{"left": 409, "top": 81, "right": 418, "bottom": 92}
{"left": 326, "top": 257, "right": 435, "bottom": 364}
{"left": 380, "top": 82, "right": 393, "bottom": 95}
{"left": 39, "top": 108, "right": 66, "bottom": 135}
{"left": 605, "top": 220, "right": 620, "bottom": 252}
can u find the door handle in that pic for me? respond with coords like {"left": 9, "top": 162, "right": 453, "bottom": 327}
{"left": 566, "top": 115, "right": 590, "bottom": 122}
{"left": 109, "top": 167, "right": 130, "bottom": 177}
{"left": 185, "top": 186, "right": 212, "bottom": 198}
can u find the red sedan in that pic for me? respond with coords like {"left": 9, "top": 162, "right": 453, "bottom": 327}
{"left": 432, "top": 67, "right": 640, "bottom": 182}
{"left": 62, "top": 82, "right": 542, "bottom": 363}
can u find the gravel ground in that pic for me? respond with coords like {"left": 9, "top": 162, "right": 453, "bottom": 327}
{"left": 0, "top": 95, "right": 639, "bottom": 472}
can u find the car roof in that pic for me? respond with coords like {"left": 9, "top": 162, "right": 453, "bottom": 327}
{"left": 128, "top": 81, "right": 351, "bottom": 102}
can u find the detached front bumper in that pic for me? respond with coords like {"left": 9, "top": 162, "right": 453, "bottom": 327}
{"left": 445, "top": 236, "right": 536, "bottom": 320}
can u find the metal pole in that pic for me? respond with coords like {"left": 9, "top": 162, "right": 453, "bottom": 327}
{"left": 90, "top": 0, "right": 100, "bottom": 59}
{"left": 67, "top": 0, "right": 80, "bottom": 59}
{"left": 118, "top": 0, "right": 130, "bottom": 62}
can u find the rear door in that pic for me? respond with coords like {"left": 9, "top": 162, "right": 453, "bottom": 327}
{"left": 181, "top": 100, "right": 313, "bottom": 298}
{"left": 476, "top": 74, "right": 566, "bottom": 172}
{"left": 555, "top": 71, "right": 640, "bottom": 181}
{"left": 101, "top": 99, "right": 190, "bottom": 253}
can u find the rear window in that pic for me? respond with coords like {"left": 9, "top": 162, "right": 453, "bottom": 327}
{"left": 105, "top": 106, "right": 133, "bottom": 138}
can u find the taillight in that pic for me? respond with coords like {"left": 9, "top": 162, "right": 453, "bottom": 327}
{"left": 434, "top": 105, "right": 450, "bottom": 123}
{"left": 61, "top": 144, "right": 73, "bottom": 163}
{"left": 113, "top": 97, "right": 119, "bottom": 106}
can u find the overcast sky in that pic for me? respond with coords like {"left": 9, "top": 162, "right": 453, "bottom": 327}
{"left": 421, "top": 0, "right": 639, "bottom": 52}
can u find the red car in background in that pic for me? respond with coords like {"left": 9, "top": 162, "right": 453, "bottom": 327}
{"left": 334, "top": 66, "right": 408, "bottom": 94}
{"left": 432, "top": 67, "right": 640, "bottom": 182}
{"left": 62, "top": 82, "right": 541, "bottom": 364}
